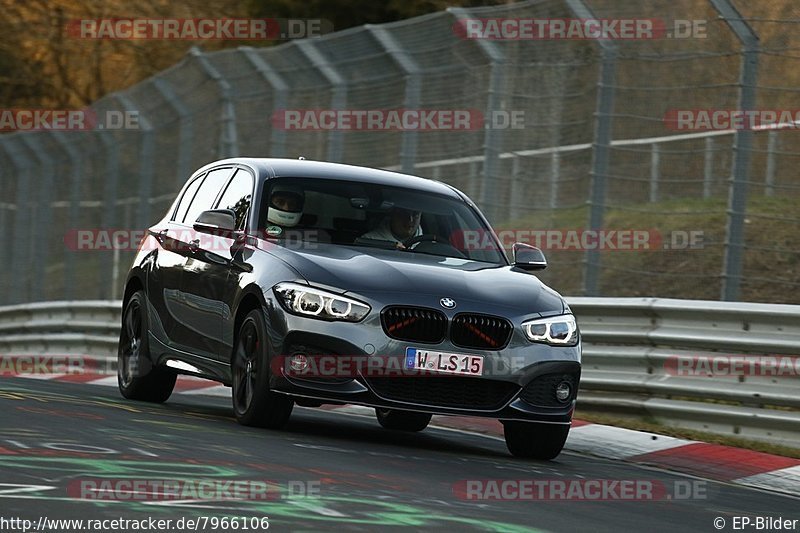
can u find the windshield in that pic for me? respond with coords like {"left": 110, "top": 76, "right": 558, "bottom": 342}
{"left": 259, "top": 177, "right": 506, "bottom": 265}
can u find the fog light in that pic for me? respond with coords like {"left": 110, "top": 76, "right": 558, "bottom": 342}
{"left": 555, "top": 381, "right": 572, "bottom": 402}
{"left": 290, "top": 354, "right": 309, "bottom": 372}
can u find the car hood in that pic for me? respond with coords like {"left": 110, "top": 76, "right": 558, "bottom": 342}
{"left": 263, "top": 243, "right": 565, "bottom": 316}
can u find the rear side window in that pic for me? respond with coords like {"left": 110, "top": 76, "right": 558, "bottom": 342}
{"left": 215, "top": 169, "right": 254, "bottom": 230}
{"left": 181, "top": 168, "right": 232, "bottom": 225}
{"left": 173, "top": 174, "right": 205, "bottom": 223}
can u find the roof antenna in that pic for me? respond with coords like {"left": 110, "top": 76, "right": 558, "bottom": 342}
{"left": 298, "top": 156, "right": 306, "bottom": 160}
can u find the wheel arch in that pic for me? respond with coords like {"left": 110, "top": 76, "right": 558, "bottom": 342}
{"left": 231, "top": 284, "right": 269, "bottom": 362}
{"left": 122, "top": 270, "right": 145, "bottom": 311}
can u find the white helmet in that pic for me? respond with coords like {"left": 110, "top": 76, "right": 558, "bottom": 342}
{"left": 267, "top": 183, "right": 304, "bottom": 227}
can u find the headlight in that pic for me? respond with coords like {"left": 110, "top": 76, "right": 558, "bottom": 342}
{"left": 273, "top": 282, "right": 370, "bottom": 322}
{"left": 522, "top": 315, "right": 578, "bottom": 346}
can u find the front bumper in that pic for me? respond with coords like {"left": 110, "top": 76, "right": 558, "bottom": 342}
{"left": 276, "top": 360, "right": 580, "bottom": 424}
{"left": 265, "top": 291, "right": 581, "bottom": 424}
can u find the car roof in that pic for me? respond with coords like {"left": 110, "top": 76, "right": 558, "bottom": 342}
{"left": 202, "top": 157, "right": 463, "bottom": 199}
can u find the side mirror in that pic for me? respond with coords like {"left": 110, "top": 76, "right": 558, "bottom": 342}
{"left": 193, "top": 209, "right": 237, "bottom": 235}
{"left": 513, "top": 242, "right": 547, "bottom": 271}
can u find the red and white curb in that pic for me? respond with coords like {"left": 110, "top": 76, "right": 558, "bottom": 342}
{"left": 8, "top": 372, "right": 799, "bottom": 498}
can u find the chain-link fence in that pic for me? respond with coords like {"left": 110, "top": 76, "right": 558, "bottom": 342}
{"left": 1, "top": 0, "right": 798, "bottom": 305}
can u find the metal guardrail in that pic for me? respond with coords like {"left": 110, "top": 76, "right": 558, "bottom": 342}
{"left": 569, "top": 297, "right": 800, "bottom": 448}
{"left": 1, "top": 298, "right": 798, "bottom": 448}
{"left": 0, "top": 300, "right": 120, "bottom": 356}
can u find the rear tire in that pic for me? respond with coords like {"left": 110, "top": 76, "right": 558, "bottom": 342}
{"left": 117, "top": 291, "right": 177, "bottom": 403}
{"left": 503, "top": 421, "right": 570, "bottom": 460}
{"left": 375, "top": 408, "right": 432, "bottom": 432}
{"left": 232, "top": 309, "right": 294, "bottom": 428}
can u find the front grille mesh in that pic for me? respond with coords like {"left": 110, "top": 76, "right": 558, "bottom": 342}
{"left": 450, "top": 314, "right": 513, "bottom": 350}
{"left": 381, "top": 307, "right": 447, "bottom": 343}
{"left": 368, "top": 376, "right": 519, "bottom": 410}
{"left": 382, "top": 307, "right": 513, "bottom": 350}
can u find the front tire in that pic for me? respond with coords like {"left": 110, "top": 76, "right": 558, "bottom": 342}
{"left": 375, "top": 408, "right": 432, "bottom": 432}
{"left": 117, "top": 291, "right": 176, "bottom": 403}
{"left": 503, "top": 421, "right": 570, "bottom": 460}
{"left": 232, "top": 309, "right": 293, "bottom": 428}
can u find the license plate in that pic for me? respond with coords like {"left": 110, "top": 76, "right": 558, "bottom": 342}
{"left": 405, "top": 347, "right": 484, "bottom": 376}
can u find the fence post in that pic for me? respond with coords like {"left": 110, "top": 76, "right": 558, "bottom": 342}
{"left": 0, "top": 168, "right": 8, "bottom": 301}
{"left": 710, "top": 0, "right": 759, "bottom": 301}
{"left": 584, "top": 54, "right": 615, "bottom": 294}
{"left": 152, "top": 77, "right": 194, "bottom": 187}
{"left": 113, "top": 94, "right": 154, "bottom": 233}
{"left": 481, "top": 48, "right": 507, "bottom": 224}
{"left": 469, "top": 160, "right": 480, "bottom": 199}
{"left": 704, "top": 136, "right": 714, "bottom": 198}
{"left": 450, "top": 7, "right": 506, "bottom": 223}
{"left": 96, "top": 131, "right": 121, "bottom": 299}
{"left": 50, "top": 132, "right": 84, "bottom": 300}
{"left": 566, "top": 0, "right": 618, "bottom": 297}
{"left": 764, "top": 130, "right": 777, "bottom": 197}
{"left": 368, "top": 26, "right": 421, "bottom": 174}
{"left": 19, "top": 136, "right": 54, "bottom": 303}
{"left": 240, "top": 46, "right": 289, "bottom": 158}
{"left": 550, "top": 151, "right": 560, "bottom": 210}
{"left": 510, "top": 155, "right": 522, "bottom": 220}
{"left": 189, "top": 47, "right": 239, "bottom": 158}
{"left": 296, "top": 40, "right": 346, "bottom": 162}
{"left": 1, "top": 140, "right": 31, "bottom": 304}
{"left": 650, "top": 143, "right": 660, "bottom": 203}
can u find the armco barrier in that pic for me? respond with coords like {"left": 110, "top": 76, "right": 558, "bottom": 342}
{"left": 570, "top": 297, "right": 800, "bottom": 447}
{"left": 0, "top": 300, "right": 120, "bottom": 357}
{"left": 1, "top": 298, "right": 798, "bottom": 447}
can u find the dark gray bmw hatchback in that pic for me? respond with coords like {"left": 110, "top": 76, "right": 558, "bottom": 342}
{"left": 118, "top": 158, "right": 581, "bottom": 459}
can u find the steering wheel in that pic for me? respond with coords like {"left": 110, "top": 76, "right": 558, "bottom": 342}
{"left": 401, "top": 233, "right": 467, "bottom": 258}
{"left": 402, "top": 234, "right": 442, "bottom": 249}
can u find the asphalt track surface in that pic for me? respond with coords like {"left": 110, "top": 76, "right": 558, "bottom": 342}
{"left": 0, "top": 377, "right": 796, "bottom": 533}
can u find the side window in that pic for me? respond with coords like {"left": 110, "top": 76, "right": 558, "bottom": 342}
{"left": 173, "top": 173, "right": 205, "bottom": 223}
{"left": 215, "top": 169, "right": 254, "bottom": 230}
{"left": 181, "top": 168, "right": 232, "bottom": 225}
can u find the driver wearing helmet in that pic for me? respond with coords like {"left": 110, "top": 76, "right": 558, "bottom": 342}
{"left": 264, "top": 183, "right": 330, "bottom": 245}
{"left": 361, "top": 206, "right": 422, "bottom": 246}
{"left": 267, "top": 184, "right": 305, "bottom": 227}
